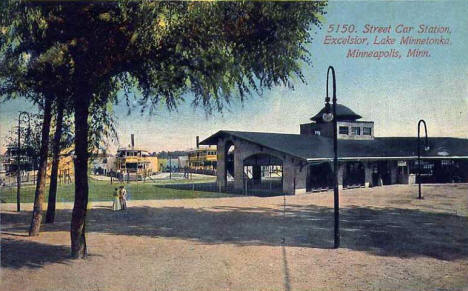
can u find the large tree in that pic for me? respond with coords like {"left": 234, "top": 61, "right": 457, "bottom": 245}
{"left": 1, "top": 2, "right": 116, "bottom": 229}
{"left": 0, "top": 3, "right": 71, "bottom": 236}
{"left": 45, "top": 98, "right": 68, "bottom": 224}
{"left": 1, "top": 0, "right": 327, "bottom": 258}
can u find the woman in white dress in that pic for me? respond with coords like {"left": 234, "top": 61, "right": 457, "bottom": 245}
{"left": 112, "top": 188, "right": 121, "bottom": 211}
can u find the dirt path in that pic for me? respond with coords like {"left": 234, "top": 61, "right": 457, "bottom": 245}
{"left": 1, "top": 184, "right": 468, "bottom": 290}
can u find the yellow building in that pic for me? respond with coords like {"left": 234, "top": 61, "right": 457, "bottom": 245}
{"left": 188, "top": 146, "right": 217, "bottom": 171}
{"left": 46, "top": 147, "right": 74, "bottom": 184}
{"left": 115, "top": 148, "right": 159, "bottom": 176}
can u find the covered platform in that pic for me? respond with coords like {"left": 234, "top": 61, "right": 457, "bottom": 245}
{"left": 201, "top": 131, "right": 468, "bottom": 195}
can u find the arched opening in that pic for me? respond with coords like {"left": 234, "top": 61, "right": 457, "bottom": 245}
{"left": 243, "top": 153, "right": 283, "bottom": 196}
{"left": 307, "top": 162, "right": 333, "bottom": 192}
{"left": 344, "top": 161, "right": 365, "bottom": 188}
{"left": 224, "top": 141, "right": 235, "bottom": 185}
{"left": 372, "top": 161, "right": 391, "bottom": 186}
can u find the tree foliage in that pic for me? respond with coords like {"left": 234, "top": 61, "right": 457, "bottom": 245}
{"left": 4, "top": 113, "right": 42, "bottom": 158}
{"left": 0, "top": 0, "right": 327, "bottom": 258}
{"left": 3, "top": 109, "right": 74, "bottom": 157}
{"left": 2, "top": 0, "right": 327, "bottom": 113}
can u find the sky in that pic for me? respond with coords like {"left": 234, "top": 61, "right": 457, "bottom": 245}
{"left": 1, "top": 0, "right": 467, "bottom": 154}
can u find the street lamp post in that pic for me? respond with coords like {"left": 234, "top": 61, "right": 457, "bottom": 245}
{"left": 322, "top": 66, "right": 340, "bottom": 248}
{"left": 417, "top": 119, "right": 429, "bottom": 200}
{"left": 16, "top": 111, "right": 31, "bottom": 212}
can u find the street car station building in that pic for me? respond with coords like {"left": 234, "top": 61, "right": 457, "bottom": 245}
{"left": 201, "top": 104, "right": 468, "bottom": 195}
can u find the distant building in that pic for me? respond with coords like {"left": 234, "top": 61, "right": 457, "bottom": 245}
{"left": 2, "top": 145, "right": 35, "bottom": 174}
{"left": 178, "top": 156, "right": 188, "bottom": 168}
{"left": 115, "top": 148, "right": 159, "bottom": 176}
{"left": 201, "top": 104, "right": 468, "bottom": 194}
{"left": 158, "top": 157, "right": 180, "bottom": 172}
{"left": 114, "top": 134, "right": 159, "bottom": 177}
{"left": 91, "top": 153, "right": 116, "bottom": 176}
{"left": 0, "top": 154, "right": 5, "bottom": 176}
{"left": 188, "top": 146, "right": 217, "bottom": 173}
{"left": 2, "top": 145, "right": 74, "bottom": 183}
{"left": 46, "top": 147, "right": 74, "bottom": 184}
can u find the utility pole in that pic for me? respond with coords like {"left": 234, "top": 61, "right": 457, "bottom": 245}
{"left": 321, "top": 66, "right": 340, "bottom": 248}
{"left": 417, "top": 119, "right": 429, "bottom": 199}
{"left": 16, "top": 115, "right": 21, "bottom": 212}
{"left": 16, "top": 111, "right": 30, "bottom": 212}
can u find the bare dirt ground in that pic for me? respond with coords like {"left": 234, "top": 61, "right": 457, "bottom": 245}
{"left": 1, "top": 184, "right": 468, "bottom": 291}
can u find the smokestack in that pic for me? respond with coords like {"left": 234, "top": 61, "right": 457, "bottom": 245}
{"left": 131, "top": 134, "right": 135, "bottom": 149}
{"left": 196, "top": 136, "right": 199, "bottom": 149}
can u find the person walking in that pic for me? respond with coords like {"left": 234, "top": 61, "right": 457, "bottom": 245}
{"left": 119, "top": 185, "right": 127, "bottom": 210}
{"left": 112, "top": 187, "right": 121, "bottom": 211}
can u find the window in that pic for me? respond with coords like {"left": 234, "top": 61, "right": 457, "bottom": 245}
{"left": 363, "top": 127, "right": 372, "bottom": 135}
{"left": 441, "top": 160, "right": 454, "bottom": 166}
{"left": 314, "top": 130, "right": 321, "bottom": 136}
{"left": 339, "top": 126, "right": 349, "bottom": 135}
{"left": 351, "top": 127, "right": 361, "bottom": 135}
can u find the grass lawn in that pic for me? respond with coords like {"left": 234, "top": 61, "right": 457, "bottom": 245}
{"left": 0, "top": 176, "right": 233, "bottom": 203}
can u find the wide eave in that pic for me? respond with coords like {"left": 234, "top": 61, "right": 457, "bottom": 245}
{"left": 200, "top": 130, "right": 468, "bottom": 162}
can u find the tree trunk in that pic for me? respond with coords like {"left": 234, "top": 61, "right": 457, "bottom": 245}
{"left": 29, "top": 96, "right": 53, "bottom": 236}
{"left": 70, "top": 93, "right": 90, "bottom": 259}
{"left": 45, "top": 99, "right": 65, "bottom": 224}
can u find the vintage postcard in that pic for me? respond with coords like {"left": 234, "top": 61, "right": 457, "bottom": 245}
{"left": 1, "top": 1, "right": 467, "bottom": 290}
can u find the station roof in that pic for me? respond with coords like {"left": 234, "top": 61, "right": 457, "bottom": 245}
{"left": 311, "top": 104, "right": 362, "bottom": 122}
{"left": 200, "top": 130, "right": 468, "bottom": 161}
